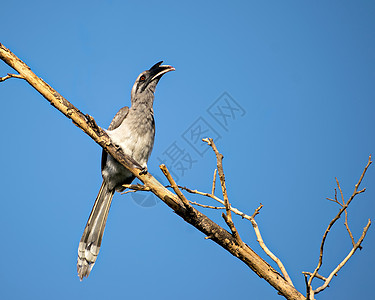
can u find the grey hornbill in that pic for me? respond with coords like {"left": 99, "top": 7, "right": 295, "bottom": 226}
{"left": 77, "top": 61, "right": 175, "bottom": 280}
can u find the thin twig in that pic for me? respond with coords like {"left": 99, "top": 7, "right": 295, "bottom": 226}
{"left": 122, "top": 190, "right": 137, "bottom": 194}
{"left": 344, "top": 208, "right": 356, "bottom": 248}
{"left": 190, "top": 201, "right": 225, "bottom": 210}
{"left": 336, "top": 178, "right": 345, "bottom": 204}
{"left": 118, "top": 159, "right": 297, "bottom": 287}
{"left": 178, "top": 183, "right": 294, "bottom": 286}
{"left": 335, "top": 177, "right": 356, "bottom": 246}
{"left": 211, "top": 168, "right": 217, "bottom": 195}
{"left": 120, "top": 183, "right": 151, "bottom": 193}
{"left": 307, "top": 155, "right": 372, "bottom": 288}
{"left": 203, "top": 138, "right": 244, "bottom": 247}
{"left": 302, "top": 272, "right": 327, "bottom": 281}
{"left": 326, "top": 188, "right": 343, "bottom": 206}
{"left": 326, "top": 179, "right": 359, "bottom": 249}
{"left": 251, "top": 204, "right": 263, "bottom": 219}
{"left": 0, "top": 73, "right": 24, "bottom": 82}
{"left": 177, "top": 185, "right": 252, "bottom": 220}
{"left": 304, "top": 273, "right": 314, "bottom": 300}
{"left": 314, "top": 219, "right": 371, "bottom": 294}
{"left": 201, "top": 139, "right": 296, "bottom": 285}
{"left": 160, "top": 164, "right": 192, "bottom": 209}
{"left": 249, "top": 208, "right": 294, "bottom": 286}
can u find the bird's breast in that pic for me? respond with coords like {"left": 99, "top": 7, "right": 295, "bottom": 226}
{"left": 107, "top": 113, "right": 155, "bottom": 168}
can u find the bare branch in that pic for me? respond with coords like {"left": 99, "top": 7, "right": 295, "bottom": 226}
{"left": 336, "top": 177, "right": 345, "bottom": 204}
{"left": 304, "top": 273, "right": 314, "bottom": 300}
{"left": 344, "top": 208, "right": 357, "bottom": 248}
{"left": 251, "top": 203, "right": 263, "bottom": 219}
{"left": 314, "top": 219, "right": 371, "bottom": 294}
{"left": 200, "top": 138, "right": 295, "bottom": 285}
{"left": 160, "top": 164, "right": 192, "bottom": 209}
{"left": 190, "top": 201, "right": 225, "bottom": 210}
{"left": 326, "top": 188, "right": 343, "bottom": 206}
{"left": 211, "top": 168, "right": 217, "bottom": 195}
{"left": 0, "top": 73, "right": 24, "bottom": 82}
{"left": 335, "top": 177, "right": 356, "bottom": 247}
{"left": 179, "top": 184, "right": 295, "bottom": 286}
{"left": 302, "top": 272, "right": 327, "bottom": 281}
{"left": 354, "top": 155, "right": 372, "bottom": 192}
{"left": 120, "top": 184, "right": 151, "bottom": 194}
{"left": 249, "top": 207, "right": 294, "bottom": 286}
{"left": 329, "top": 178, "right": 358, "bottom": 249}
{"left": 326, "top": 178, "right": 360, "bottom": 249}
{"left": 202, "top": 138, "right": 244, "bottom": 247}
{"left": 177, "top": 185, "right": 251, "bottom": 220}
{"left": 307, "top": 155, "right": 372, "bottom": 289}
{"left": 177, "top": 184, "right": 256, "bottom": 221}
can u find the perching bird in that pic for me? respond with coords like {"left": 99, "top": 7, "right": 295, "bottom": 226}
{"left": 77, "top": 61, "right": 174, "bottom": 280}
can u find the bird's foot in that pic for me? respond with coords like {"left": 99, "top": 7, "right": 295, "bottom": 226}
{"left": 139, "top": 167, "right": 148, "bottom": 175}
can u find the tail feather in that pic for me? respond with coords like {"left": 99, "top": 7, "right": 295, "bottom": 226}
{"left": 77, "top": 181, "right": 114, "bottom": 280}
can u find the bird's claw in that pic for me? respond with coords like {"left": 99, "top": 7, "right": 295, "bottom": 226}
{"left": 139, "top": 167, "right": 148, "bottom": 175}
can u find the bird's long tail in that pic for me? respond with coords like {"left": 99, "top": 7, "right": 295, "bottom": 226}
{"left": 77, "top": 181, "right": 115, "bottom": 280}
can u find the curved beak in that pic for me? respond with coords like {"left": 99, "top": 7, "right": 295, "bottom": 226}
{"left": 149, "top": 61, "right": 175, "bottom": 81}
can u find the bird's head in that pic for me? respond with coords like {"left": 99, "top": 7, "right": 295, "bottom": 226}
{"left": 131, "top": 61, "right": 175, "bottom": 102}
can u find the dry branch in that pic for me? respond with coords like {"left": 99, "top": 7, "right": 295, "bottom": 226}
{"left": 174, "top": 171, "right": 294, "bottom": 285}
{"left": 202, "top": 138, "right": 245, "bottom": 247}
{"left": 314, "top": 219, "right": 371, "bottom": 294}
{"left": 160, "top": 164, "right": 192, "bottom": 209}
{"left": 211, "top": 168, "right": 217, "bottom": 195}
{"left": 121, "top": 184, "right": 151, "bottom": 194}
{"left": 335, "top": 177, "right": 358, "bottom": 249}
{"left": 0, "top": 73, "right": 24, "bottom": 82}
{"left": 0, "top": 43, "right": 305, "bottom": 300}
{"left": 305, "top": 155, "right": 372, "bottom": 298}
{"left": 190, "top": 201, "right": 225, "bottom": 210}
{"left": 302, "top": 272, "right": 327, "bottom": 282}
{"left": 249, "top": 207, "right": 294, "bottom": 286}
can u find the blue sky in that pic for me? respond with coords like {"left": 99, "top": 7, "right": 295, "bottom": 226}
{"left": 1, "top": 1, "right": 374, "bottom": 299}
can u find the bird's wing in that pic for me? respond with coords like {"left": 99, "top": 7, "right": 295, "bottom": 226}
{"left": 107, "top": 106, "right": 129, "bottom": 130}
{"left": 101, "top": 106, "right": 129, "bottom": 171}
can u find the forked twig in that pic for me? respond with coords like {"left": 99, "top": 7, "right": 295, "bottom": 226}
{"left": 306, "top": 155, "right": 372, "bottom": 295}
{"left": 160, "top": 164, "right": 192, "bottom": 209}
{"left": 179, "top": 138, "right": 294, "bottom": 286}
{"left": 302, "top": 272, "right": 327, "bottom": 282}
{"left": 334, "top": 177, "right": 358, "bottom": 249}
{"left": 249, "top": 204, "right": 294, "bottom": 286}
{"left": 314, "top": 219, "right": 371, "bottom": 294}
{"left": 0, "top": 73, "right": 24, "bottom": 82}
{"left": 203, "top": 138, "right": 244, "bottom": 247}
{"left": 177, "top": 185, "right": 252, "bottom": 219}
{"left": 121, "top": 183, "right": 151, "bottom": 194}
{"left": 171, "top": 186, "right": 293, "bottom": 285}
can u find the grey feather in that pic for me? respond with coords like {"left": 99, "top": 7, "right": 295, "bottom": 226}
{"left": 77, "top": 181, "right": 114, "bottom": 280}
{"left": 107, "top": 106, "right": 129, "bottom": 131}
{"left": 101, "top": 106, "right": 129, "bottom": 172}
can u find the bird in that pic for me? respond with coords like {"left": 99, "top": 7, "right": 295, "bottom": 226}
{"left": 77, "top": 61, "right": 175, "bottom": 280}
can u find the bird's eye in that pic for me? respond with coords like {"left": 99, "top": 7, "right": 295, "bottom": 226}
{"left": 140, "top": 75, "right": 146, "bottom": 81}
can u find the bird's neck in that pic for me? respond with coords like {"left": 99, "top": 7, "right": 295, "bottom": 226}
{"left": 130, "top": 93, "right": 155, "bottom": 112}
{"left": 130, "top": 100, "right": 154, "bottom": 116}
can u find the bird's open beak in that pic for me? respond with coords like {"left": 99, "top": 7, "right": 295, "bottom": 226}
{"left": 149, "top": 61, "right": 175, "bottom": 81}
